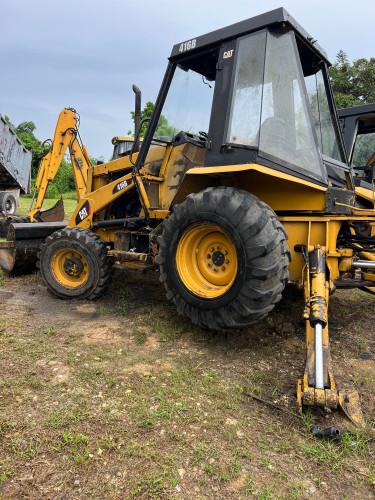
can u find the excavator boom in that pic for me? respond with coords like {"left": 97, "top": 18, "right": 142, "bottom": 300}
{"left": 0, "top": 108, "right": 91, "bottom": 273}
{"left": 29, "top": 108, "right": 91, "bottom": 221}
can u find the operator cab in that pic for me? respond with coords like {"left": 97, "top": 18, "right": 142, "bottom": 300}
{"left": 136, "top": 8, "right": 350, "bottom": 191}
{"left": 338, "top": 104, "right": 375, "bottom": 186}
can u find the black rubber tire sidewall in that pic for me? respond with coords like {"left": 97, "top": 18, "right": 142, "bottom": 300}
{"left": 40, "top": 236, "right": 103, "bottom": 299}
{"left": 164, "top": 211, "right": 246, "bottom": 309}
{"left": 0, "top": 192, "right": 17, "bottom": 215}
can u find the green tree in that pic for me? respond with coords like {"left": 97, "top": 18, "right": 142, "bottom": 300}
{"left": 330, "top": 51, "right": 375, "bottom": 108}
{"left": 14, "top": 120, "right": 44, "bottom": 179}
{"left": 128, "top": 101, "right": 155, "bottom": 137}
{"left": 128, "top": 101, "right": 177, "bottom": 140}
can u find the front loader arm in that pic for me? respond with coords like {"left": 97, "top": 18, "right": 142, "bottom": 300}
{"left": 67, "top": 172, "right": 134, "bottom": 229}
{"left": 28, "top": 108, "right": 91, "bottom": 221}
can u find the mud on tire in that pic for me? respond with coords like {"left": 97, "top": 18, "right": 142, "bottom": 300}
{"left": 156, "top": 187, "right": 291, "bottom": 330}
{"left": 37, "top": 227, "right": 113, "bottom": 300}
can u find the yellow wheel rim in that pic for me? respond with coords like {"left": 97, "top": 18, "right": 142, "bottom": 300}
{"left": 50, "top": 248, "right": 89, "bottom": 289}
{"left": 176, "top": 223, "right": 238, "bottom": 299}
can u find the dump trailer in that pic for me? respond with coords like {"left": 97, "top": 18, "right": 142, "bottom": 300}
{"left": 0, "top": 113, "right": 32, "bottom": 215}
{"left": 1, "top": 8, "right": 374, "bottom": 427}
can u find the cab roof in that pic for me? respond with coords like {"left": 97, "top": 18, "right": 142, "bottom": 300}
{"left": 170, "top": 7, "right": 329, "bottom": 65}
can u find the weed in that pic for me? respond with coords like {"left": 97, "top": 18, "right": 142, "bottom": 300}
{"left": 44, "top": 327, "right": 56, "bottom": 336}
{"left": 44, "top": 405, "right": 90, "bottom": 428}
{"left": 301, "top": 408, "right": 314, "bottom": 433}
{"left": 229, "top": 458, "right": 241, "bottom": 478}
{"left": 133, "top": 329, "right": 147, "bottom": 345}
{"left": 8, "top": 435, "right": 42, "bottom": 460}
{"left": 191, "top": 442, "right": 208, "bottom": 464}
{"left": 257, "top": 485, "right": 274, "bottom": 499}
{"left": 300, "top": 440, "right": 346, "bottom": 469}
{"left": 0, "top": 459, "right": 13, "bottom": 482}
{"left": 204, "top": 464, "right": 214, "bottom": 476}
{"left": 0, "top": 269, "right": 5, "bottom": 286}
{"left": 242, "top": 476, "right": 254, "bottom": 496}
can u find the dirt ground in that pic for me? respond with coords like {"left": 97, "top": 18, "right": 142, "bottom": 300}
{"left": 0, "top": 267, "right": 374, "bottom": 499}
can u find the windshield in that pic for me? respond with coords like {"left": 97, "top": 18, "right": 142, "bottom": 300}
{"left": 154, "top": 66, "right": 215, "bottom": 141}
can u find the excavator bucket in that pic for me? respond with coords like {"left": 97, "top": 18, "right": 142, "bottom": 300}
{"left": 0, "top": 221, "right": 67, "bottom": 275}
{"left": 33, "top": 197, "right": 65, "bottom": 223}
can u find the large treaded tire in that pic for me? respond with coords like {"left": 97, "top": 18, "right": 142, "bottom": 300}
{"left": 37, "top": 227, "right": 113, "bottom": 300}
{"left": 156, "top": 187, "right": 291, "bottom": 330}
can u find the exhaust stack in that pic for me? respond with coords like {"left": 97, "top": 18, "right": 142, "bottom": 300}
{"left": 132, "top": 85, "right": 142, "bottom": 153}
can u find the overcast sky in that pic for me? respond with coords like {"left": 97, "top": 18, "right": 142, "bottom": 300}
{"left": 1, "top": 0, "right": 374, "bottom": 161}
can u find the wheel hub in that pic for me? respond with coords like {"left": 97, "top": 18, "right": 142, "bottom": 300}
{"left": 63, "top": 256, "right": 84, "bottom": 277}
{"left": 211, "top": 250, "right": 225, "bottom": 267}
{"left": 50, "top": 248, "right": 89, "bottom": 289}
{"left": 176, "top": 223, "right": 238, "bottom": 298}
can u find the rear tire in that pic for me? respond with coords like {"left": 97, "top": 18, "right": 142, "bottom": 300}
{"left": 0, "top": 192, "right": 17, "bottom": 215}
{"left": 156, "top": 187, "right": 291, "bottom": 330}
{"left": 37, "top": 227, "right": 113, "bottom": 299}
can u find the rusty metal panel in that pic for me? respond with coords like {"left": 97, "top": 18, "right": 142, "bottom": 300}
{"left": 0, "top": 114, "right": 32, "bottom": 193}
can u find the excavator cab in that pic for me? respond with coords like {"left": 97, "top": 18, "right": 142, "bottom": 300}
{"left": 339, "top": 103, "right": 375, "bottom": 185}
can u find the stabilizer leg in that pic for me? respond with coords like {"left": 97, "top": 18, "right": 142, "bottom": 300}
{"left": 297, "top": 245, "right": 364, "bottom": 428}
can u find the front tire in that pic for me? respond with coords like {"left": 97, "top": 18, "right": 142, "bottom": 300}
{"left": 156, "top": 187, "right": 291, "bottom": 330}
{"left": 38, "top": 227, "right": 113, "bottom": 299}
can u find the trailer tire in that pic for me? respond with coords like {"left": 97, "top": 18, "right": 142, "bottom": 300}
{"left": 37, "top": 227, "right": 113, "bottom": 300}
{"left": 156, "top": 187, "right": 291, "bottom": 330}
{"left": 0, "top": 192, "right": 17, "bottom": 216}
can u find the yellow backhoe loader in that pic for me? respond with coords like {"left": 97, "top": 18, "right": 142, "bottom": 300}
{"left": 1, "top": 8, "right": 374, "bottom": 428}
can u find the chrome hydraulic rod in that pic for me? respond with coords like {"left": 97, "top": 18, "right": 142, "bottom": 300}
{"left": 314, "top": 322, "right": 324, "bottom": 390}
{"left": 353, "top": 260, "right": 375, "bottom": 269}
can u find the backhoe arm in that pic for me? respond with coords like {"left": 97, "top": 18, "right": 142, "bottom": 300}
{"left": 28, "top": 108, "right": 91, "bottom": 221}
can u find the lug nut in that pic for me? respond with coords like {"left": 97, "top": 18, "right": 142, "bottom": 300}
{"left": 214, "top": 268, "right": 218, "bottom": 272}
{"left": 210, "top": 247, "right": 215, "bottom": 252}
{"left": 225, "top": 259, "right": 229, "bottom": 264}
{"left": 217, "top": 246, "right": 221, "bottom": 250}
{"left": 207, "top": 254, "right": 211, "bottom": 259}
{"left": 224, "top": 250, "right": 228, "bottom": 255}
{"left": 221, "top": 266, "right": 226, "bottom": 271}
{"left": 208, "top": 262, "right": 213, "bottom": 267}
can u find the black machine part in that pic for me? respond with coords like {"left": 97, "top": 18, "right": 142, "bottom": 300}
{"left": 311, "top": 425, "right": 344, "bottom": 440}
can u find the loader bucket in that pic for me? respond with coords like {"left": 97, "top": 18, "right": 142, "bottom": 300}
{"left": 34, "top": 197, "right": 65, "bottom": 223}
{"left": 0, "top": 221, "right": 67, "bottom": 275}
